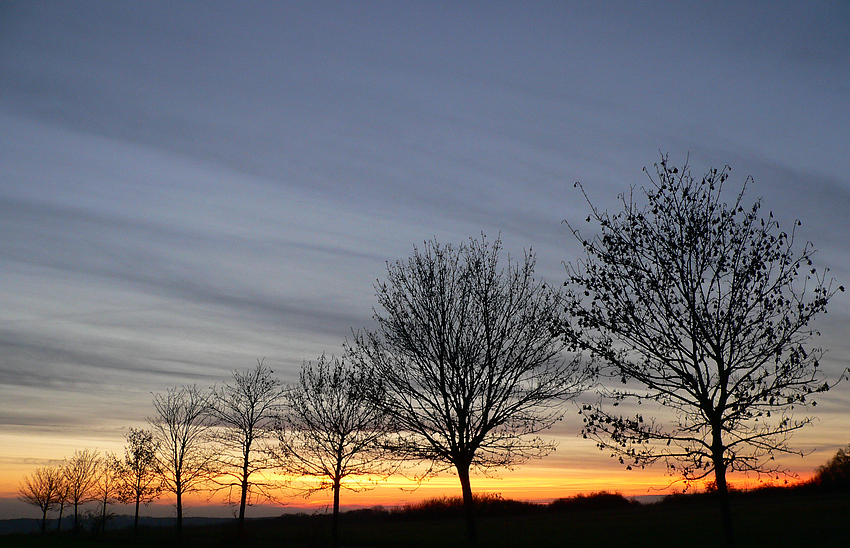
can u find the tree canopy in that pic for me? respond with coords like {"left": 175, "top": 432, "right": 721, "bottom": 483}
{"left": 565, "top": 156, "right": 844, "bottom": 547}
{"left": 18, "top": 465, "right": 63, "bottom": 534}
{"left": 352, "top": 236, "right": 592, "bottom": 547}
{"left": 115, "top": 428, "right": 161, "bottom": 534}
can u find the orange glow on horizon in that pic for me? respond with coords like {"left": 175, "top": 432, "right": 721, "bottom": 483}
{"left": 135, "top": 469, "right": 816, "bottom": 516}
{"left": 0, "top": 429, "right": 829, "bottom": 515}
{"left": 3, "top": 462, "right": 818, "bottom": 517}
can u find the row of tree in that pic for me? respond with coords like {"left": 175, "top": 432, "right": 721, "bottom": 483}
{"left": 18, "top": 436, "right": 158, "bottom": 535}
{"left": 19, "top": 359, "right": 378, "bottom": 544}
{"left": 19, "top": 157, "right": 847, "bottom": 548}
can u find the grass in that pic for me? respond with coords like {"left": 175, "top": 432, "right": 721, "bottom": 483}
{"left": 4, "top": 487, "right": 849, "bottom": 547}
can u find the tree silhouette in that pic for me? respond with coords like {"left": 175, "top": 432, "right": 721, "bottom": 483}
{"left": 63, "top": 448, "right": 100, "bottom": 532}
{"left": 149, "top": 385, "right": 216, "bottom": 535}
{"left": 277, "top": 354, "right": 396, "bottom": 548}
{"left": 93, "top": 453, "right": 122, "bottom": 533}
{"left": 352, "top": 236, "right": 591, "bottom": 547}
{"left": 564, "top": 156, "right": 845, "bottom": 548}
{"left": 18, "top": 465, "right": 62, "bottom": 534}
{"left": 54, "top": 466, "right": 70, "bottom": 532}
{"left": 116, "top": 428, "right": 162, "bottom": 533}
{"left": 813, "top": 443, "right": 850, "bottom": 488}
{"left": 207, "top": 360, "right": 286, "bottom": 534}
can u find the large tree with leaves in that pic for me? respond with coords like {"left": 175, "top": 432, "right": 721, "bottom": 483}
{"left": 564, "top": 156, "right": 844, "bottom": 548}
{"left": 277, "top": 354, "right": 396, "bottom": 548}
{"left": 352, "top": 236, "right": 591, "bottom": 547}
{"left": 207, "top": 360, "right": 286, "bottom": 534}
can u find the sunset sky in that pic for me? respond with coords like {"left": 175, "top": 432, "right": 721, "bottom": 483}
{"left": 2, "top": 1, "right": 849, "bottom": 519}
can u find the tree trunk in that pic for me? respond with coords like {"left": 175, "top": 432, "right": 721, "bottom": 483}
{"left": 40, "top": 508, "right": 47, "bottom": 534}
{"left": 101, "top": 495, "right": 109, "bottom": 533}
{"left": 134, "top": 494, "right": 141, "bottom": 534}
{"left": 238, "top": 450, "right": 250, "bottom": 535}
{"left": 456, "top": 462, "right": 477, "bottom": 548}
{"left": 73, "top": 500, "right": 79, "bottom": 532}
{"left": 56, "top": 501, "right": 64, "bottom": 532}
{"left": 332, "top": 477, "right": 341, "bottom": 548}
{"left": 176, "top": 479, "right": 183, "bottom": 536}
{"left": 712, "top": 432, "right": 735, "bottom": 548}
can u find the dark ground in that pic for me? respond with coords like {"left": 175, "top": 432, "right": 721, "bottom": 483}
{"left": 3, "top": 486, "right": 848, "bottom": 547}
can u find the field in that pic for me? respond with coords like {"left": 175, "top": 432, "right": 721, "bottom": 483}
{"left": 3, "top": 487, "right": 848, "bottom": 547}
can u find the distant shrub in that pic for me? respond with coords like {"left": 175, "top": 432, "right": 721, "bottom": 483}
{"left": 394, "top": 493, "right": 541, "bottom": 519}
{"left": 549, "top": 491, "right": 637, "bottom": 512}
{"left": 340, "top": 506, "right": 391, "bottom": 522}
{"left": 746, "top": 483, "right": 794, "bottom": 496}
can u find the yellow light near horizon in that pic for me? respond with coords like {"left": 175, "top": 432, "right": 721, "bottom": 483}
{"left": 0, "top": 428, "right": 825, "bottom": 510}
{"left": 0, "top": 430, "right": 126, "bottom": 495}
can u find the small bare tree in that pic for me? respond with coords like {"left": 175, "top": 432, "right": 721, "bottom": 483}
{"left": 93, "top": 453, "right": 122, "bottom": 533}
{"left": 18, "top": 465, "right": 62, "bottom": 534}
{"left": 564, "top": 156, "right": 845, "bottom": 548}
{"left": 149, "top": 385, "right": 216, "bottom": 534}
{"left": 116, "top": 428, "right": 162, "bottom": 533}
{"left": 207, "top": 360, "right": 286, "bottom": 534}
{"left": 277, "top": 354, "right": 396, "bottom": 548}
{"left": 351, "top": 236, "right": 592, "bottom": 547}
{"left": 64, "top": 448, "right": 100, "bottom": 531}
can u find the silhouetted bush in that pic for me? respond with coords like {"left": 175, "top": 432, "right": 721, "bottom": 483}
{"left": 654, "top": 481, "right": 823, "bottom": 507}
{"left": 393, "top": 493, "right": 542, "bottom": 520}
{"left": 340, "top": 506, "right": 392, "bottom": 522}
{"left": 549, "top": 491, "right": 637, "bottom": 512}
{"left": 656, "top": 490, "right": 714, "bottom": 506}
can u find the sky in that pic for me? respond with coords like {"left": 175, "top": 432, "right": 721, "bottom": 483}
{"left": 1, "top": 0, "right": 849, "bottom": 519}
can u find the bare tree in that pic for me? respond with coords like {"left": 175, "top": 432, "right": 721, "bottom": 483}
{"left": 277, "top": 354, "right": 396, "bottom": 548}
{"left": 93, "top": 453, "right": 122, "bottom": 533}
{"left": 564, "top": 156, "right": 845, "bottom": 548}
{"left": 116, "top": 428, "right": 162, "bottom": 533}
{"left": 207, "top": 360, "right": 286, "bottom": 534}
{"left": 351, "top": 236, "right": 591, "bottom": 547}
{"left": 64, "top": 448, "right": 100, "bottom": 532}
{"left": 18, "top": 465, "right": 62, "bottom": 534}
{"left": 149, "top": 385, "right": 216, "bottom": 534}
{"left": 54, "top": 466, "right": 70, "bottom": 532}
